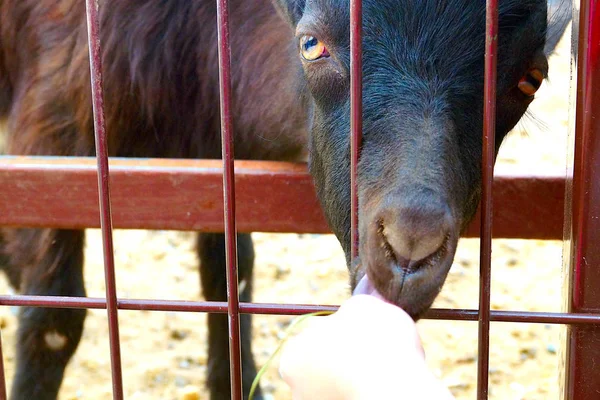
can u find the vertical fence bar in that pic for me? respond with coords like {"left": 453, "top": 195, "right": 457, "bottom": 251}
{"left": 0, "top": 332, "right": 6, "bottom": 400}
{"left": 215, "top": 0, "right": 243, "bottom": 398}
{"left": 477, "top": 0, "right": 499, "bottom": 398}
{"left": 563, "top": 0, "right": 600, "bottom": 398}
{"left": 350, "top": 0, "right": 363, "bottom": 259}
{"left": 84, "top": 1, "right": 124, "bottom": 399}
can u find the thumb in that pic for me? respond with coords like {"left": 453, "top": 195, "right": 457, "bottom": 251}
{"left": 279, "top": 317, "right": 350, "bottom": 400}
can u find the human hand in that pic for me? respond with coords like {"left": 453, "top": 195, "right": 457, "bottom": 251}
{"left": 279, "top": 294, "right": 454, "bottom": 399}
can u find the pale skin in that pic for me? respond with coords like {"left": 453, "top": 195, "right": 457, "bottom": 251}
{"left": 279, "top": 295, "right": 455, "bottom": 400}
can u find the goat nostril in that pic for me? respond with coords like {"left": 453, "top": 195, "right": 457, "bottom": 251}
{"left": 375, "top": 215, "right": 450, "bottom": 272}
{"left": 376, "top": 218, "right": 411, "bottom": 270}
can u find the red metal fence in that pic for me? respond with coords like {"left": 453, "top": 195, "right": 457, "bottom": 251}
{"left": 0, "top": 0, "right": 598, "bottom": 399}
{"left": 562, "top": 0, "right": 600, "bottom": 398}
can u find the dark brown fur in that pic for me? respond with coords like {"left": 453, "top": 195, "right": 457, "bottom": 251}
{"left": 0, "top": 0, "right": 571, "bottom": 399}
{"left": 0, "top": 0, "right": 309, "bottom": 159}
{"left": 0, "top": 1, "right": 309, "bottom": 399}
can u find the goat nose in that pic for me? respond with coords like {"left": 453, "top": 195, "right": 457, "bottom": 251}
{"left": 376, "top": 201, "right": 452, "bottom": 267}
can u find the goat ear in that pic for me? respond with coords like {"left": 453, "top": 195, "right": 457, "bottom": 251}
{"left": 545, "top": 0, "right": 572, "bottom": 56}
{"left": 271, "top": 0, "right": 306, "bottom": 27}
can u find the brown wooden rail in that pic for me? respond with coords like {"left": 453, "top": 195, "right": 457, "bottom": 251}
{"left": 0, "top": 156, "right": 565, "bottom": 239}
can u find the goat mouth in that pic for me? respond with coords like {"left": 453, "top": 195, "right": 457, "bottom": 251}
{"left": 354, "top": 222, "right": 458, "bottom": 319}
{"left": 376, "top": 219, "right": 451, "bottom": 275}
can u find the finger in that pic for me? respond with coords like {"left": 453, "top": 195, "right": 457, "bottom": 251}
{"left": 337, "top": 295, "right": 426, "bottom": 356}
{"left": 279, "top": 325, "right": 348, "bottom": 400}
{"left": 278, "top": 316, "right": 331, "bottom": 385}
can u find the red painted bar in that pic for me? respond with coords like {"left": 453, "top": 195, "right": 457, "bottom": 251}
{"left": 84, "top": 1, "right": 124, "bottom": 399}
{"left": 563, "top": 0, "right": 600, "bottom": 398}
{"left": 0, "top": 157, "right": 565, "bottom": 239}
{"left": 425, "top": 309, "right": 600, "bottom": 325}
{"left": 478, "top": 0, "right": 499, "bottom": 398}
{"left": 215, "top": 0, "right": 243, "bottom": 397}
{"left": 350, "top": 0, "right": 363, "bottom": 259}
{"left": 0, "top": 294, "right": 599, "bottom": 325}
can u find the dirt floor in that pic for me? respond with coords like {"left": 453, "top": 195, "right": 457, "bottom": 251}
{"left": 0, "top": 26, "right": 572, "bottom": 400}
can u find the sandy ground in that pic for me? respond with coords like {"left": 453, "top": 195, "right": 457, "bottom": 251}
{"left": 0, "top": 26, "right": 572, "bottom": 400}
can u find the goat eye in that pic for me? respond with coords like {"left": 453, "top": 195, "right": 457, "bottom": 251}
{"left": 518, "top": 68, "right": 544, "bottom": 97}
{"left": 300, "top": 35, "right": 329, "bottom": 61}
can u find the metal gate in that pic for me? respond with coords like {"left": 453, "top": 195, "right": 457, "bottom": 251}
{"left": 0, "top": 0, "right": 598, "bottom": 399}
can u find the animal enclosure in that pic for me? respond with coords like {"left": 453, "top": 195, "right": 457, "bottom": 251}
{"left": 0, "top": 0, "right": 598, "bottom": 399}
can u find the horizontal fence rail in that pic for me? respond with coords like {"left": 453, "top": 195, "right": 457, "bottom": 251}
{"left": 0, "top": 0, "right": 597, "bottom": 398}
{"left": 2, "top": 294, "right": 600, "bottom": 325}
{"left": 0, "top": 156, "right": 565, "bottom": 239}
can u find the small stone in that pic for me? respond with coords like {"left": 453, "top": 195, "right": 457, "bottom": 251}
{"left": 528, "top": 330, "right": 538, "bottom": 339}
{"left": 180, "top": 385, "right": 201, "bottom": 400}
{"left": 520, "top": 347, "right": 537, "bottom": 360}
{"left": 507, "top": 258, "right": 519, "bottom": 267}
{"left": 547, "top": 344, "right": 557, "bottom": 354}
{"left": 175, "top": 376, "right": 188, "bottom": 387}
{"left": 65, "top": 390, "right": 84, "bottom": 400}
{"left": 444, "top": 377, "right": 470, "bottom": 391}
{"left": 458, "top": 259, "right": 470, "bottom": 268}
{"left": 173, "top": 272, "right": 185, "bottom": 282}
{"left": 170, "top": 329, "right": 189, "bottom": 340}
{"left": 277, "top": 319, "right": 292, "bottom": 331}
{"left": 179, "top": 359, "right": 191, "bottom": 369}
{"left": 456, "top": 354, "right": 476, "bottom": 364}
{"left": 274, "top": 265, "right": 290, "bottom": 280}
{"left": 448, "top": 381, "right": 470, "bottom": 390}
{"left": 262, "top": 380, "right": 276, "bottom": 393}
